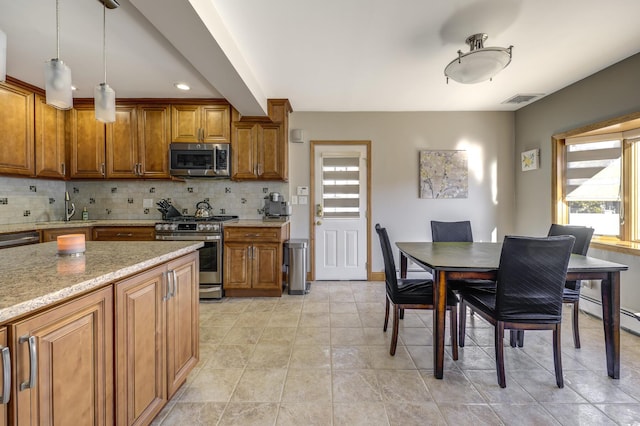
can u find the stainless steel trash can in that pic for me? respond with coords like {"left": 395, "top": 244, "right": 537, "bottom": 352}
{"left": 285, "top": 239, "right": 309, "bottom": 295}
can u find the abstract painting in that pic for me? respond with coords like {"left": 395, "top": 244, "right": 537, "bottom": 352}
{"left": 419, "top": 150, "right": 468, "bottom": 199}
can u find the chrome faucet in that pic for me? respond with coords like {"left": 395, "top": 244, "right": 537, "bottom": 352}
{"left": 64, "top": 191, "right": 76, "bottom": 221}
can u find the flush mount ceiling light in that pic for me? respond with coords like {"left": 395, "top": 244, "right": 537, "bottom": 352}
{"left": 174, "top": 82, "right": 190, "bottom": 91}
{"left": 95, "top": 0, "right": 117, "bottom": 123}
{"left": 44, "top": 0, "right": 73, "bottom": 109}
{"left": 444, "top": 33, "right": 513, "bottom": 84}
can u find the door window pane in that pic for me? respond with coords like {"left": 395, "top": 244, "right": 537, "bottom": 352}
{"left": 322, "top": 156, "right": 360, "bottom": 218}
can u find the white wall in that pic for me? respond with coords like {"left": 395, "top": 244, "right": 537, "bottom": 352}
{"left": 287, "top": 111, "right": 515, "bottom": 275}
{"left": 514, "top": 53, "right": 640, "bottom": 325}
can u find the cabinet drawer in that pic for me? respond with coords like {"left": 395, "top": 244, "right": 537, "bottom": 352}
{"left": 42, "top": 227, "right": 92, "bottom": 242}
{"left": 92, "top": 226, "right": 155, "bottom": 241}
{"left": 224, "top": 227, "right": 282, "bottom": 242}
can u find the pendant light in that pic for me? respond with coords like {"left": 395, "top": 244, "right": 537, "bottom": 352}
{"left": 95, "top": 1, "right": 116, "bottom": 123}
{"left": 44, "top": 0, "right": 73, "bottom": 109}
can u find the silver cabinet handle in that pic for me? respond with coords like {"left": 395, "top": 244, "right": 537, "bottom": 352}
{"left": 100, "top": 162, "right": 105, "bottom": 177}
{"left": 171, "top": 270, "right": 177, "bottom": 298}
{"left": 61, "top": 163, "right": 66, "bottom": 176}
{"left": 19, "top": 335, "right": 36, "bottom": 391}
{"left": 0, "top": 346, "right": 10, "bottom": 404}
{"left": 115, "top": 233, "right": 133, "bottom": 237}
{"left": 163, "top": 271, "right": 171, "bottom": 301}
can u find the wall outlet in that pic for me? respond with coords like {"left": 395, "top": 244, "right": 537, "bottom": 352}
{"left": 291, "top": 195, "right": 298, "bottom": 205}
{"left": 143, "top": 198, "right": 153, "bottom": 208}
{"left": 299, "top": 195, "right": 308, "bottom": 205}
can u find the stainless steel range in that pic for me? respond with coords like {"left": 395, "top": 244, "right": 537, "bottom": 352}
{"left": 155, "top": 215, "right": 238, "bottom": 299}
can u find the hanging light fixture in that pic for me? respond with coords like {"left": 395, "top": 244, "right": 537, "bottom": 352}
{"left": 44, "top": 0, "right": 73, "bottom": 109}
{"left": 95, "top": 1, "right": 117, "bottom": 123}
{"left": 0, "top": 29, "right": 6, "bottom": 82}
{"left": 444, "top": 33, "right": 513, "bottom": 84}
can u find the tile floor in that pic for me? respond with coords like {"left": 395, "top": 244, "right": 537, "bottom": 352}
{"left": 152, "top": 281, "right": 640, "bottom": 425}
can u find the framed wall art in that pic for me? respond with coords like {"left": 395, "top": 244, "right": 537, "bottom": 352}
{"left": 521, "top": 148, "right": 540, "bottom": 171}
{"left": 419, "top": 150, "right": 468, "bottom": 199}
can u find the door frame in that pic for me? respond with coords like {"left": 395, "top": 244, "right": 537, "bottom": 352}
{"left": 309, "top": 140, "right": 372, "bottom": 281}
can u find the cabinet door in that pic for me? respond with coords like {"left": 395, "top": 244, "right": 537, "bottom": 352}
{"left": 0, "top": 328, "right": 7, "bottom": 426}
{"left": 224, "top": 242, "right": 252, "bottom": 289}
{"left": 69, "top": 106, "right": 106, "bottom": 178}
{"left": 106, "top": 105, "right": 138, "bottom": 178}
{"left": 166, "top": 253, "right": 199, "bottom": 397}
{"left": 201, "top": 105, "right": 230, "bottom": 142}
{"left": 138, "top": 105, "right": 170, "bottom": 178}
{"left": 12, "top": 286, "right": 113, "bottom": 425}
{"left": 34, "top": 95, "right": 66, "bottom": 179}
{"left": 253, "top": 242, "right": 282, "bottom": 290}
{"left": 0, "top": 82, "right": 34, "bottom": 177}
{"left": 171, "top": 105, "right": 201, "bottom": 143}
{"left": 231, "top": 122, "right": 258, "bottom": 180}
{"left": 258, "top": 122, "right": 286, "bottom": 180}
{"left": 115, "top": 266, "right": 166, "bottom": 426}
{"left": 41, "top": 227, "right": 92, "bottom": 242}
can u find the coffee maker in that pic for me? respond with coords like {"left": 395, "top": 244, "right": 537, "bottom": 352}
{"left": 263, "top": 192, "right": 292, "bottom": 221}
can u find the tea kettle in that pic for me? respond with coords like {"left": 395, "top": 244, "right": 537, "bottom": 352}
{"left": 195, "top": 201, "right": 213, "bottom": 218}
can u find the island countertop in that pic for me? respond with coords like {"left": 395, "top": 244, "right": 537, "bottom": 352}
{"left": 0, "top": 240, "right": 203, "bottom": 324}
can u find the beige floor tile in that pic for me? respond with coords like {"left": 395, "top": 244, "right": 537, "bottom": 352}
{"left": 421, "top": 370, "right": 485, "bottom": 403}
{"left": 221, "top": 326, "right": 264, "bottom": 345}
{"left": 384, "top": 401, "right": 447, "bottom": 426}
{"left": 294, "top": 327, "right": 330, "bottom": 345}
{"left": 331, "top": 302, "right": 360, "bottom": 313}
{"left": 281, "top": 369, "right": 332, "bottom": 402}
{"left": 331, "top": 327, "right": 367, "bottom": 346}
{"left": 217, "top": 402, "right": 279, "bottom": 426}
{"left": 437, "top": 403, "right": 503, "bottom": 425}
{"left": 376, "top": 369, "right": 432, "bottom": 402}
{"left": 178, "top": 368, "right": 243, "bottom": 402}
{"left": 267, "top": 311, "right": 301, "bottom": 327}
{"left": 259, "top": 327, "right": 297, "bottom": 345}
{"left": 545, "top": 403, "right": 618, "bottom": 425}
{"left": 331, "top": 312, "right": 362, "bottom": 327}
{"left": 332, "top": 346, "right": 373, "bottom": 369}
{"left": 490, "top": 403, "right": 561, "bottom": 425}
{"left": 277, "top": 402, "right": 333, "bottom": 426}
{"left": 289, "top": 345, "right": 331, "bottom": 369}
{"left": 332, "top": 370, "right": 382, "bottom": 402}
{"left": 301, "top": 301, "right": 330, "bottom": 313}
{"left": 368, "top": 345, "right": 416, "bottom": 370}
{"left": 333, "top": 402, "right": 389, "bottom": 426}
{"left": 299, "top": 311, "right": 331, "bottom": 327}
{"left": 234, "top": 311, "right": 273, "bottom": 327}
{"left": 159, "top": 402, "right": 227, "bottom": 425}
{"left": 246, "top": 343, "right": 292, "bottom": 369}
{"left": 593, "top": 403, "right": 640, "bottom": 425}
{"left": 231, "top": 368, "right": 287, "bottom": 402}
{"left": 207, "top": 344, "right": 255, "bottom": 368}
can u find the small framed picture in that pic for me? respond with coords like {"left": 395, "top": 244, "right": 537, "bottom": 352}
{"left": 521, "top": 149, "right": 539, "bottom": 171}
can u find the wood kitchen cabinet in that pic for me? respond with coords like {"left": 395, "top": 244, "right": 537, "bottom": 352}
{"left": 0, "top": 81, "right": 34, "bottom": 177}
{"left": 115, "top": 252, "right": 198, "bottom": 425}
{"left": 224, "top": 224, "right": 289, "bottom": 297}
{"left": 11, "top": 286, "right": 113, "bottom": 425}
{"left": 35, "top": 94, "right": 66, "bottom": 179}
{"left": 41, "top": 227, "right": 92, "bottom": 242}
{"left": 69, "top": 103, "right": 171, "bottom": 179}
{"left": 92, "top": 226, "right": 155, "bottom": 241}
{"left": 171, "top": 104, "right": 230, "bottom": 143}
{"left": 231, "top": 99, "right": 291, "bottom": 181}
{"left": 0, "top": 328, "right": 7, "bottom": 426}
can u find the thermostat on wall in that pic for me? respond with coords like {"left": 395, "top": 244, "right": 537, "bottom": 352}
{"left": 297, "top": 186, "right": 309, "bottom": 196}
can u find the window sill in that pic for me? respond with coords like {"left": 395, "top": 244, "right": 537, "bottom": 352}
{"left": 591, "top": 237, "right": 640, "bottom": 256}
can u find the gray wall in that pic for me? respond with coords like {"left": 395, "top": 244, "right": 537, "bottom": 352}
{"left": 514, "top": 53, "right": 640, "bottom": 330}
{"left": 287, "top": 111, "right": 516, "bottom": 275}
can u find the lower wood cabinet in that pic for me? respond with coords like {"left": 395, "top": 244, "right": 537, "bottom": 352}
{"left": 115, "top": 252, "right": 198, "bottom": 425}
{"left": 41, "top": 227, "right": 92, "bottom": 242}
{"left": 0, "top": 328, "right": 7, "bottom": 426}
{"left": 224, "top": 225, "right": 289, "bottom": 297}
{"left": 92, "top": 226, "right": 155, "bottom": 241}
{"left": 11, "top": 286, "right": 113, "bottom": 425}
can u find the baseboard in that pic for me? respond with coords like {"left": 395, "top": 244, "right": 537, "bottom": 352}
{"left": 580, "top": 294, "right": 640, "bottom": 336}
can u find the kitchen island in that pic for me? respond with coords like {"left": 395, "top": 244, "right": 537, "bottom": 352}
{"left": 0, "top": 240, "right": 202, "bottom": 425}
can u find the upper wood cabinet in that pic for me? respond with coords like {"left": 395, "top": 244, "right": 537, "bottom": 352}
{"left": 231, "top": 99, "right": 291, "bottom": 182}
{"left": 0, "top": 81, "right": 34, "bottom": 177}
{"left": 69, "top": 104, "right": 170, "bottom": 179}
{"left": 35, "top": 94, "right": 66, "bottom": 179}
{"left": 171, "top": 104, "right": 230, "bottom": 143}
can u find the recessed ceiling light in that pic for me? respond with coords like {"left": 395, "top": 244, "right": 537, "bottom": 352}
{"left": 174, "top": 82, "right": 190, "bottom": 91}
{"left": 71, "top": 85, "right": 77, "bottom": 91}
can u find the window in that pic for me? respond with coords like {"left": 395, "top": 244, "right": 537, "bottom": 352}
{"left": 553, "top": 113, "right": 640, "bottom": 247}
{"left": 321, "top": 154, "right": 360, "bottom": 218}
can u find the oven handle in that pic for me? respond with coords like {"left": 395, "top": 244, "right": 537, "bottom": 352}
{"left": 156, "top": 235, "right": 221, "bottom": 241}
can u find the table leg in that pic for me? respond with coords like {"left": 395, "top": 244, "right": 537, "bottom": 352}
{"left": 433, "top": 270, "right": 446, "bottom": 379}
{"left": 400, "top": 252, "right": 408, "bottom": 279}
{"left": 601, "top": 271, "right": 620, "bottom": 379}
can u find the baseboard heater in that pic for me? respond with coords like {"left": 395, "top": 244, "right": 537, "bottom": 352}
{"left": 579, "top": 294, "right": 640, "bottom": 336}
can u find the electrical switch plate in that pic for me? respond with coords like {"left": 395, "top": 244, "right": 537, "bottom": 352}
{"left": 299, "top": 195, "right": 308, "bottom": 205}
{"left": 291, "top": 195, "right": 298, "bottom": 205}
{"left": 143, "top": 198, "right": 153, "bottom": 208}
{"left": 297, "top": 186, "right": 309, "bottom": 196}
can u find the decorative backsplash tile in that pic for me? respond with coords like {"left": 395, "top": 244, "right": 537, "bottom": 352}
{"left": 0, "top": 176, "right": 288, "bottom": 224}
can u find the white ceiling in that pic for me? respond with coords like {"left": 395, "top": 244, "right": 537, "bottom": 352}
{"left": 2, "top": 0, "right": 640, "bottom": 116}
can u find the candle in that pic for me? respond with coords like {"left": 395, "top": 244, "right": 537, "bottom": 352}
{"left": 57, "top": 234, "right": 86, "bottom": 256}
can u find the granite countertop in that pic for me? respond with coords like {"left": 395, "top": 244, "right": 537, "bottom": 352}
{"left": 225, "top": 219, "right": 290, "bottom": 228}
{"left": 0, "top": 219, "right": 159, "bottom": 234}
{"left": 0, "top": 240, "right": 203, "bottom": 324}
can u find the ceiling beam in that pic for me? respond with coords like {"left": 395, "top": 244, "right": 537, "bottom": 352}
{"left": 130, "top": 0, "right": 267, "bottom": 116}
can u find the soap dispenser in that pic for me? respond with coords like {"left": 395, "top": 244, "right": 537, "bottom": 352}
{"left": 82, "top": 207, "right": 89, "bottom": 221}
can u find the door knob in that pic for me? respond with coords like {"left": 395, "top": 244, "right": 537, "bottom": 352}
{"left": 316, "top": 220, "right": 322, "bottom": 225}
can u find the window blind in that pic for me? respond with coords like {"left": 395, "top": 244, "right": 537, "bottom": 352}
{"left": 322, "top": 154, "right": 360, "bottom": 218}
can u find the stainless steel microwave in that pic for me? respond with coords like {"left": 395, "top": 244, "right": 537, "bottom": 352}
{"left": 169, "top": 143, "right": 231, "bottom": 178}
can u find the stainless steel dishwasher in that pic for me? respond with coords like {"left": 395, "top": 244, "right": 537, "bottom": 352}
{"left": 0, "top": 230, "right": 40, "bottom": 249}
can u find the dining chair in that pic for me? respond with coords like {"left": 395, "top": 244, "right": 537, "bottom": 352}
{"left": 430, "top": 220, "right": 496, "bottom": 334}
{"left": 511, "top": 224, "right": 595, "bottom": 349}
{"left": 375, "top": 224, "right": 459, "bottom": 358}
{"left": 458, "top": 235, "right": 575, "bottom": 388}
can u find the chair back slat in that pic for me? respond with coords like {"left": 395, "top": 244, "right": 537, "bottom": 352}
{"left": 431, "top": 220, "right": 473, "bottom": 242}
{"left": 495, "top": 235, "right": 575, "bottom": 322}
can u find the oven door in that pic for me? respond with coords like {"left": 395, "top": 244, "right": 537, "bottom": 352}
{"left": 198, "top": 240, "right": 224, "bottom": 299}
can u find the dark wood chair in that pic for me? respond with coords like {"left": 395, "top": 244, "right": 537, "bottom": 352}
{"left": 511, "top": 224, "right": 595, "bottom": 348}
{"left": 375, "top": 224, "right": 459, "bottom": 358}
{"left": 458, "top": 235, "right": 575, "bottom": 388}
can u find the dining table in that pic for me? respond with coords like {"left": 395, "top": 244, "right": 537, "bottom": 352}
{"left": 396, "top": 241, "right": 629, "bottom": 380}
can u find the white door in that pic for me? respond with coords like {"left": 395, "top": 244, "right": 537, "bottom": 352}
{"left": 313, "top": 144, "right": 368, "bottom": 280}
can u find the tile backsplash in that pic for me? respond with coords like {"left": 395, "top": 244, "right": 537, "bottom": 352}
{"left": 0, "top": 176, "right": 288, "bottom": 225}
